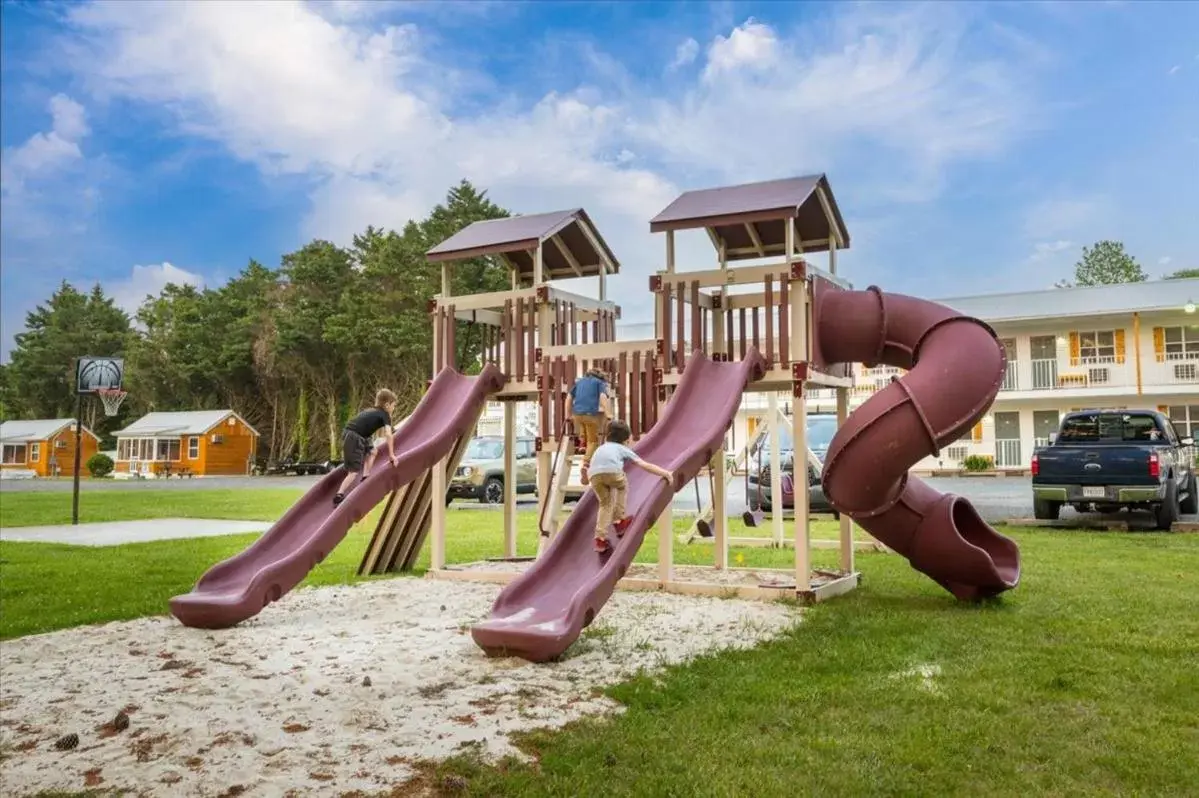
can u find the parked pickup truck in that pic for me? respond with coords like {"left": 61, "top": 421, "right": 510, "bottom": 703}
{"left": 1031, "top": 409, "right": 1197, "bottom": 530}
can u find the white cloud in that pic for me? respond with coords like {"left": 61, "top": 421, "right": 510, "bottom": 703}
{"left": 107, "top": 262, "right": 206, "bottom": 315}
{"left": 669, "top": 37, "right": 699, "bottom": 70}
{"left": 1160, "top": 256, "right": 1173, "bottom": 266}
{"left": 1, "top": 94, "right": 89, "bottom": 194}
{"left": 60, "top": 2, "right": 1041, "bottom": 322}
{"left": 1023, "top": 196, "right": 1109, "bottom": 239}
{"left": 1027, "top": 239, "right": 1074, "bottom": 262}
{"left": 703, "top": 17, "right": 779, "bottom": 80}
{"left": 1168, "top": 64, "right": 1181, "bottom": 76}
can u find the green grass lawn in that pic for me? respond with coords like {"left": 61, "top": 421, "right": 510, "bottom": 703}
{"left": 2, "top": 488, "right": 1198, "bottom": 796}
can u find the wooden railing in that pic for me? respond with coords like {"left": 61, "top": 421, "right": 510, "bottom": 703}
{"left": 432, "top": 298, "right": 618, "bottom": 383}
{"left": 538, "top": 349, "right": 659, "bottom": 446}
{"left": 656, "top": 273, "right": 795, "bottom": 376}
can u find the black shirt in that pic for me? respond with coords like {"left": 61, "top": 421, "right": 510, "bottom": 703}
{"left": 346, "top": 407, "right": 391, "bottom": 438}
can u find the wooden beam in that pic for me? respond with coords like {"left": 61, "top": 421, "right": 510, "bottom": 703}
{"left": 574, "top": 216, "right": 618, "bottom": 273}
{"left": 551, "top": 234, "right": 584, "bottom": 277}
{"left": 542, "top": 339, "right": 656, "bottom": 360}
{"left": 726, "top": 238, "right": 833, "bottom": 257}
{"left": 745, "top": 223, "right": 765, "bottom": 257}
{"left": 544, "top": 286, "right": 620, "bottom": 317}
{"left": 436, "top": 286, "right": 538, "bottom": 312}
{"left": 815, "top": 186, "right": 845, "bottom": 249}
{"left": 653, "top": 262, "right": 802, "bottom": 291}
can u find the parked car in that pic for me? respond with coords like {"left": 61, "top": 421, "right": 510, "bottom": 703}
{"left": 447, "top": 435, "right": 539, "bottom": 504}
{"left": 258, "top": 456, "right": 341, "bottom": 476}
{"left": 1031, "top": 409, "right": 1197, "bottom": 529}
{"left": 746, "top": 413, "right": 839, "bottom": 516}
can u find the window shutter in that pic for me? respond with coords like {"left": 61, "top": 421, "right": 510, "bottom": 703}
{"left": 972, "top": 423, "right": 983, "bottom": 442}
{"left": 1114, "top": 329, "right": 1126, "bottom": 364}
{"left": 1067, "top": 332, "right": 1080, "bottom": 366}
{"left": 1153, "top": 327, "right": 1165, "bottom": 362}
{"left": 1158, "top": 405, "right": 1170, "bottom": 414}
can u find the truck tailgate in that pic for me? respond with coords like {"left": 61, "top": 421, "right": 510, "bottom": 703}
{"left": 1036, "top": 446, "right": 1156, "bottom": 484}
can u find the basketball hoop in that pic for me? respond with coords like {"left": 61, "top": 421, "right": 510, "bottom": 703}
{"left": 96, "top": 388, "right": 128, "bottom": 417}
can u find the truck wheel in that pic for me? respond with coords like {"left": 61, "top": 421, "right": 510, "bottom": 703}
{"left": 1154, "top": 481, "right": 1178, "bottom": 531}
{"left": 1033, "top": 498, "right": 1061, "bottom": 520}
{"left": 1180, "top": 473, "right": 1198, "bottom": 515}
{"left": 482, "top": 476, "right": 504, "bottom": 505}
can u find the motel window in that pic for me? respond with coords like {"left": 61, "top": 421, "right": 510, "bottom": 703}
{"left": 30, "top": 443, "right": 40, "bottom": 462}
{"left": 1167, "top": 406, "right": 1199, "bottom": 439}
{"left": 2, "top": 445, "right": 27, "bottom": 464}
{"left": 188, "top": 437, "right": 199, "bottom": 459}
{"left": 1162, "top": 327, "right": 1199, "bottom": 360}
{"left": 1078, "top": 331, "right": 1117, "bottom": 362}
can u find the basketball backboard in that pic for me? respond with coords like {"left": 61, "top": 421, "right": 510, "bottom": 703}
{"left": 75, "top": 356, "right": 124, "bottom": 394}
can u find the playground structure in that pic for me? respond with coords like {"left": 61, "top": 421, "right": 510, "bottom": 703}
{"left": 168, "top": 173, "right": 1022, "bottom": 661}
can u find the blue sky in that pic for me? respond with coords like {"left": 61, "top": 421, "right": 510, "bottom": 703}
{"left": 2, "top": 0, "right": 1197, "bottom": 360}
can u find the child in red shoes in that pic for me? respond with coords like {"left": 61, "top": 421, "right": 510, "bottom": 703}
{"left": 587, "top": 420, "right": 673, "bottom": 552}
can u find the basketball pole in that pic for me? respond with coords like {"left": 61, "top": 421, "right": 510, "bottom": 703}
{"left": 71, "top": 391, "right": 83, "bottom": 525}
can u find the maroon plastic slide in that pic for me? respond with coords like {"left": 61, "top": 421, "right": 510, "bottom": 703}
{"left": 471, "top": 350, "right": 766, "bottom": 662}
{"left": 814, "top": 283, "right": 1021, "bottom": 601}
{"left": 169, "top": 364, "right": 506, "bottom": 629}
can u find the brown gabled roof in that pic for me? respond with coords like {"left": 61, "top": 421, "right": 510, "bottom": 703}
{"left": 426, "top": 209, "right": 620, "bottom": 279}
{"left": 648, "top": 174, "right": 850, "bottom": 260}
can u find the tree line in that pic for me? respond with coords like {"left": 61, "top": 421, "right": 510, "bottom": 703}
{"left": 0, "top": 181, "right": 512, "bottom": 463}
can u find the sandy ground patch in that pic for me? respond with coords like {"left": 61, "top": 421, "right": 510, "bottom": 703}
{"left": 1, "top": 578, "right": 799, "bottom": 797}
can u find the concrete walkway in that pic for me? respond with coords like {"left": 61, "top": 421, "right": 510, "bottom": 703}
{"left": 0, "top": 518, "right": 271, "bottom": 546}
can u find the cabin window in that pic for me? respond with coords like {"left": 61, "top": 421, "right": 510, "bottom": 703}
{"left": 29, "top": 443, "right": 40, "bottom": 463}
{"left": 2, "top": 444, "right": 26, "bottom": 464}
{"left": 156, "top": 439, "right": 182, "bottom": 461}
{"left": 188, "top": 437, "right": 199, "bottom": 459}
{"left": 1076, "top": 330, "right": 1117, "bottom": 363}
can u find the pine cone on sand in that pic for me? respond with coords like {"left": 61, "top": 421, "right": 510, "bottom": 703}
{"left": 54, "top": 733, "right": 79, "bottom": 751}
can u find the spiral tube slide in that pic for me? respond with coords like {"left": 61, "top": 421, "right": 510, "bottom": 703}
{"left": 816, "top": 285, "right": 1021, "bottom": 600}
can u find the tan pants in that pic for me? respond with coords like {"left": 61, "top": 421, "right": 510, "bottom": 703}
{"left": 591, "top": 471, "right": 627, "bottom": 538}
{"left": 574, "top": 413, "right": 604, "bottom": 466}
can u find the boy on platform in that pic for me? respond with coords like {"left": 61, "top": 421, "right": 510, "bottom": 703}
{"left": 566, "top": 368, "right": 610, "bottom": 484}
{"left": 588, "top": 419, "right": 673, "bottom": 553}
{"left": 334, "top": 389, "right": 400, "bottom": 506}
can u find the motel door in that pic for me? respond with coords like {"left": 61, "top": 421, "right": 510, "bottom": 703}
{"left": 994, "top": 412, "right": 1022, "bottom": 468}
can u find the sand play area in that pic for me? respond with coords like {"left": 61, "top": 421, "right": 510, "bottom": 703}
{"left": 1, "top": 578, "right": 800, "bottom": 796}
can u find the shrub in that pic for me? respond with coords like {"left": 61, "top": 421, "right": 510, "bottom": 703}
{"left": 962, "top": 454, "right": 994, "bottom": 472}
{"left": 86, "top": 452, "right": 114, "bottom": 478}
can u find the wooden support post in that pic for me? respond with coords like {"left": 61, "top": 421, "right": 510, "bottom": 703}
{"left": 504, "top": 401, "right": 518, "bottom": 558}
{"left": 768, "top": 391, "right": 784, "bottom": 547}
{"left": 836, "top": 386, "right": 853, "bottom": 573}
{"left": 787, "top": 219, "right": 811, "bottom": 592}
{"left": 713, "top": 449, "right": 728, "bottom": 569}
{"left": 431, "top": 453, "right": 447, "bottom": 570}
{"left": 658, "top": 230, "right": 676, "bottom": 584}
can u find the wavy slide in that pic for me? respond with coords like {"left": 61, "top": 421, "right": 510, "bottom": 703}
{"left": 815, "top": 284, "right": 1021, "bottom": 601}
{"left": 472, "top": 350, "right": 766, "bottom": 662}
{"left": 169, "top": 364, "right": 506, "bottom": 629}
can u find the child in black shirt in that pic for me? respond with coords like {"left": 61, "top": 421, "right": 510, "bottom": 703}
{"left": 334, "top": 389, "right": 399, "bottom": 505}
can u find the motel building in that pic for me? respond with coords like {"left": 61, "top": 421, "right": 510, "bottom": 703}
{"left": 476, "top": 279, "right": 1199, "bottom": 474}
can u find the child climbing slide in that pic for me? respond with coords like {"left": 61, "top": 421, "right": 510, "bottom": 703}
{"left": 587, "top": 419, "right": 673, "bottom": 553}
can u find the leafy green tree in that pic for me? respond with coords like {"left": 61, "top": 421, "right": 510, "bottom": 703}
{"left": 6, "top": 282, "right": 132, "bottom": 432}
{"left": 1072, "top": 241, "right": 1148, "bottom": 286}
{"left": 1164, "top": 268, "right": 1199, "bottom": 280}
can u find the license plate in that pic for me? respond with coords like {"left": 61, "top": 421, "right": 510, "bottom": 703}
{"left": 1082, "top": 487, "right": 1106, "bottom": 498}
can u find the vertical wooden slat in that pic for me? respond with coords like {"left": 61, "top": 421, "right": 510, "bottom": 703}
{"left": 752, "top": 304, "right": 761, "bottom": 357}
{"left": 764, "top": 277, "right": 774, "bottom": 369}
{"left": 630, "top": 350, "right": 641, "bottom": 437}
{"left": 527, "top": 299, "right": 538, "bottom": 382}
{"left": 570, "top": 304, "right": 578, "bottom": 346}
{"left": 725, "top": 309, "right": 734, "bottom": 360}
{"left": 514, "top": 298, "right": 525, "bottom": 380}
{"left": 618, "top": 351, "right": 628, "bottom": 423}
{"left": 561, "top": 356, "right": 574, "bottom": 438}
{"left": 700, "top": 308, "right": 709, "bottom": 356}
{"left": 779, "top": 275, "right": 790, "bottom": 366}
{"left": 661, "top": 283, "right": 673, "bottom": 371}
{"left": 503, "top": 300, "right": 513, "bottom": 377}
{"left": 540, "top": 357, "right": 551, "bottom": 439}
{"left": 582, "top": 317, "right": 589, "bottom": 344}
{"left": 448, "top": 304, "right": 457, "bottom": 371}
{"left": 739, "top": 309, "right": 747, "bottom": 360}
{"left": 675, "top": 279, "right": 685, "bottom": 373}
{"left": 690, "top": 281, "right": 701, "bottom": 358}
